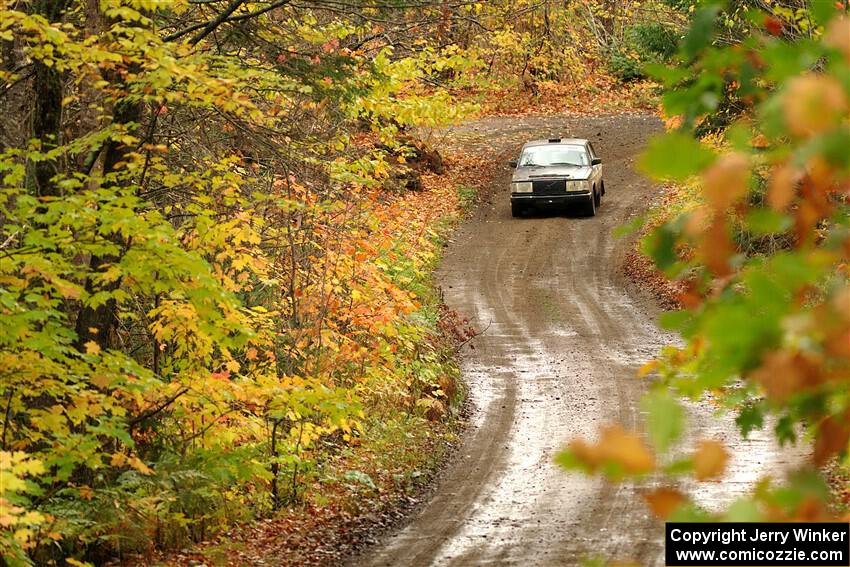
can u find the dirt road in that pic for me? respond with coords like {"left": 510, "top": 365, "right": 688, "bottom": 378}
{"left": 357, "top": 115, "right": 806, "bottom": 566}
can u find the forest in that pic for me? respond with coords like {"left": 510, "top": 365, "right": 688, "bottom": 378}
{"left": 0, "top": 0, "right": 848, "bottom": 565}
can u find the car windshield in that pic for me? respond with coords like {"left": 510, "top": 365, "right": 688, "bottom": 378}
{"left": 518, "top": 145, "right": 588, "bottom": 167}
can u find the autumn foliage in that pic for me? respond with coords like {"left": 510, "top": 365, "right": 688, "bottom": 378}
{"left": 0, "top": 1, "right": 486, "bottom": 563}
{"left": 2, "top": 0, "right": 809, "bottom": 564}
{"left": 559, "top": 0, "right": 850, "bottom": 532}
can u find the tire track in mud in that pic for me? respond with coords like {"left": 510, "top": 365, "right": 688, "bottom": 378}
{"left": 355, "top": 114, "right": 807, "bottom": 567}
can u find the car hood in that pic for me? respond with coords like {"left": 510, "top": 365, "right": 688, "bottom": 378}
{"left": 512, "top": 165, "right": 591, "bottom": 182}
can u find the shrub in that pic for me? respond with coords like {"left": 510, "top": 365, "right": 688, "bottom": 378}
{"left": 607, "top": 23, "right": 680, "bottom": 82}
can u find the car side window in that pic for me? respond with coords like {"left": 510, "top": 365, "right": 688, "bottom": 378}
{"left": 587, "top": 143, "right": 597, "bottom": 159}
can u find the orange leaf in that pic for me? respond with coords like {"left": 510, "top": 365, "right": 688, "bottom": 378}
{"left": 749, "top": 350, "right": 822, "bottom": 402}
{"left": 702, "top": 153, "right": 750, "bottom": 211}
{"left": 568, "top": 425, "right": 656, "bottom": 476}
{"left": 697, "top": 217, "right": 734, "bottom": 277}
{"left": 750, "top": 133, "right": 770, "bottom": 149}
{"left": 599, "top": 424, "right": 655, "bottom": 474}
{"left": 814, "top": 414, "right": 850, "bottom": 466}
{"left": 764, "top": 15, "right": 783, "bottom": 36}
{"left": 783, "top": 75, "right": 848, "bottom": 138}
{"left": 767, "top": 163, "right": 800, "bottom": 211}
{"left": 693, "top": 440, "right": 729, "bottom": 480}
{"left": 643, "top": 487, "right": 687, "bottom": 519}
{"left": 826, "top": 16, "right": 850, "bottom": 64}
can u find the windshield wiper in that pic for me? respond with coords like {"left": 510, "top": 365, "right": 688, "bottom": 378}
{"left": 548, "top": 162, "right": 583, "bottom": 167}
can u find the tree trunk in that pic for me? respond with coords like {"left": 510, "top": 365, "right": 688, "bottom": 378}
{"left": 27, "top": 0, "right": 71, "bottom": 198}
{"left": 73, "top": 97, "right": 140, "bottom": 351}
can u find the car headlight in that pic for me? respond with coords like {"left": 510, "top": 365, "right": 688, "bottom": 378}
{"left": 566, "top": 179, "right": 590, "bottom": 192}
{"left": 512, "top": 181, "right": 532, "bottom": 193}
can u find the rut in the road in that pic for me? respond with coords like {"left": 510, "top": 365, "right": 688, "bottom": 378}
{"left": 354, "top": 114, "right": 806, "bottom": 567}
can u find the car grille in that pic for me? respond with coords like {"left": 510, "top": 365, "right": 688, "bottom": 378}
{"left": 532, "top": 179, "right": 566, "bottom": 195}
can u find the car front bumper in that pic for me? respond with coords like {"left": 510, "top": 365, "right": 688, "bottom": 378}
{"left": 511, "top": 191, "right": 591, "bottom": 205}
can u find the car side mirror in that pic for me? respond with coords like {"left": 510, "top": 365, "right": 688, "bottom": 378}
{"left": 508, "top": 160, "right": 518, "bottom": 168}
{"left": 591, "top": 157, "right": 602, "bottom": 165}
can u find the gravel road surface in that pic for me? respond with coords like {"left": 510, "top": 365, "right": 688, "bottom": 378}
{"left": 357, "top": 114, "right": 806, "bottom": 567}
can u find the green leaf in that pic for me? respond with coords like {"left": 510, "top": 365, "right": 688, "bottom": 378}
{"left": 735, "top": 403, "right": 765, "bottom": 438}
{"left": 663, "top": 458, "right": 695, "bottom": 476}
{"left": 744, "top": 209, "right": 792, "bottom": 235}
{"left": 639, "top": 132, "right": 716, "bottom": 181}
{"left": 723, "top": 498, "right": 761, "bottom": 522}
{"left": 554, "top": 448, "right": 591, "bottom": 473}
{"left": 658, "top": 310, "right": 692, "bottom": 332}
{"left": 669, "top": 503, "right": 713, "bottom": 522}
{"left": 343, "top": 470, "right": 376, "bottom": 490}
{"left": 641, "top": 389, "right": 685, "bottom": 454}
{"left": 613, "top": 213, "right": 647, "bottom": 239}
{"left": 810, "top": 1, "right": 840, "bottom": 26}
{"left": 774, "top": 415, "right": 797, "bottom": 446}
{"left": 642, "top": 223, "right": 679, "bottom": 272}
{"left": 681, "top": 5, "right": 720, "bottom": 61}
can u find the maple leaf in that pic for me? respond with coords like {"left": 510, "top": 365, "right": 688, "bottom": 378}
{"left": 643, "top": 487, "right": 687, "bottom": 519}
{"left": 693, "top": 440, "right": 729, "bottom": 481}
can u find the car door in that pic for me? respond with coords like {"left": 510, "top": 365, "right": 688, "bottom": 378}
{"left": 586, "top": 142, "right": 602, "bottom": 189}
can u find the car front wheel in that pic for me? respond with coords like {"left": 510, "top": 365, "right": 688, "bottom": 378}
{"left": 585, "top": 192, "right": 597, "bottom": 217}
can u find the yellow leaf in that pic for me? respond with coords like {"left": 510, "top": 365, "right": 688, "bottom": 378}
{"left": 53, "top": 279, "right": 82, "bottom": 300}
{"left": 91, "top": 375, "right": 112, "bottom": 389}
{"left": 637, "top": 360, "right": 659, "bottom": 377}
{"left": 128, "top": 456, "right": 153, "bottom": 475}
{"left": 84, "top": 341, "right": 100, "bottom": 355}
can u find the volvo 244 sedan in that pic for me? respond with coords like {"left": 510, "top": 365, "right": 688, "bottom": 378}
{"left": 509, "top": 138, "right": 604, "bottom": 217}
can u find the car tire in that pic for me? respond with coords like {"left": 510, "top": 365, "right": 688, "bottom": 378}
{"left": 511, "top": 201, "right": 525, "bottom": 217}
{"left": 594, "top": 189, "right": 601, "bottom": 208}
{"left": 585, "top": 192, "right": 597, "bottom": 217}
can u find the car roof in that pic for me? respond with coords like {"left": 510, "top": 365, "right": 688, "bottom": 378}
{"left": 522, "top": 138, "right": 588, "bottom": 149}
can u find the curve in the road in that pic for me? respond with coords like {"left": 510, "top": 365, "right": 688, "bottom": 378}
{"left": 357, "top": 114, "right": 806, "bottom": 567}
